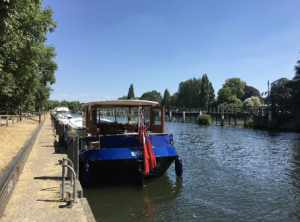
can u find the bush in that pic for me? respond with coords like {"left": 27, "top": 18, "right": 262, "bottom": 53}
{"left": 244, "top": 118, "right": 253, "bottom": 127}
{"left": 197, "top": 115, "right": 212, "bottom": 125}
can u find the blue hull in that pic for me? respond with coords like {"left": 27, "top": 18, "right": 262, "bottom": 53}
{"left": 79, "top": 134, "right": 178, "bottom": 183}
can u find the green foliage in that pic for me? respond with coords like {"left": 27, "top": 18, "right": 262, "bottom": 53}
{"left": 208, "top": 82, "right": 215, "bottom": 107}
{"left": 285, "top": 59, "right": 300, "bottom": 108}
{"left": 294, "top": 60, "right": 300, "bottom": 80}
{"left": 162, "top": 88, "right": 171, "bottom": 111}
{"left": 287, "top": 79, "right": 300, "bottom": 108}
{"left": 177, "top": 75, "right": 214, "bottom": 110}
{"left": 127, "top": 84, "right": 135, "bottom": 99}
{"left": 244, "top": 118, "right": 253, "bottom": 127}
{"left": 140, "top": 90, "right": 162, "bottom": 104}
{"left": 0, "top": 0, "right": 58, "bottom": 114}
{"left": 177, "top": 77, "right": 201, "bottom": 109}
{"left": 197, "top": 114, "right": 212, "bottom": 125}
{"left": 170, "top": 92, "right": 178, "bottom": 108}
{"left": 200, "top": 74, "right": 209, "bottom": 107}
{"left": 217, "top": 87, "right": 232, "bottom": 104}
{"left": 219, "top": 78, "right": 246, "bottom": 101}
{"left": 244, "top": 86, "right": 261, "bottom": 100}
{"left": 49, "top": 100, "right": 81, "bottom": 113}
{"left": 243, "top": 96, "right": 261, "bottom": 108}
{"left": 270, "top": 78, "right": 291, "bottom": 109}
{"left": 219, "top": 95, "right": 243, "bottom": 108}
{"left": 217, "top": 78, "right": 246, "bottom": 108}
{"left": 118, "top": 95, "right": 128, "bottom": 100}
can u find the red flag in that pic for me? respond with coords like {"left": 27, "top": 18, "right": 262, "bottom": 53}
{"left": 137, "top": 117, "right": 156, "bottom": 176}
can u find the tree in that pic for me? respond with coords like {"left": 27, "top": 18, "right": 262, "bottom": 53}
{"left": 170, "top": 92, "right": 178, "bottom": 109}
{"left": 161, "top": 88, "right": 171, "bottom": 112}
{"left": 208, "top": 82, "right": 215, "bottom": 108}
{"left": 222, "top": 95, "right": 243, "bottom": 108}
{"left": 127, "top": 84, "right": 135, "bottom": 99}
{"left": 177, "top": 78, "right": 201, "bottom": 110}
{"left": 217, "top": 87, "right": 232, "bottom": 105}
{"left": 140, "top": 90, "right": 162, "bottom": 104}
{"left": 243, "top": 96, "right": 261, "bottom": 108}
{"left": 222, "top": 78, "right": 246, "bottom": 101}
{"left": 244, "top": 86, "right": 261, "bottom": 101}
{"left": 270, "top": 78, "right": 291, "bottom": 110}
{"left": 294, "top": 60, "right": 300, "bottom": 80}
{"left": 287, "top": 59, "right": 300, "bottom": 109}
{"left": 199, "top": 74, "right": 209, "bottom": 108}
{"left": 0, "top": 0, "right": 58, "bottom": 114}
{"left": 118, "top": 95, "right": 128, "bottom": 100}
{"left": 217, "top": 78, "right": 246, "bottom": 107}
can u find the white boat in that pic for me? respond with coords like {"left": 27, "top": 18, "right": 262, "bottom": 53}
{"left": 67, "top": 116, "right": 113, "bottom": 137}
{"left": 55, "top": 107, "right": 72, "bottom": 124}
{"left": 67, "top": 117, "right": 86, "bottom": 137}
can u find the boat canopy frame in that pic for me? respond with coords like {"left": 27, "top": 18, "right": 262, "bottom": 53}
{"left": 82, "top": 100, "right": 165, "bottom": 136}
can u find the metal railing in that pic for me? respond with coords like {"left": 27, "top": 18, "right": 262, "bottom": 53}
{"left": 60, "top": 158, "right": 77, "bottom": 203}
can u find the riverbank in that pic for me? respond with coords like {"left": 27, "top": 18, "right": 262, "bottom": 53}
{"left": 0, "top": 115, "right": 95, "bottom": 221}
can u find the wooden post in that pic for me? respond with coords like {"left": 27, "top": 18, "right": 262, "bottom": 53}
{"left": 39, "top": 114, "right": 41, "bottom": 124}
{"left": 183, "top": 111, "right": 185, "bottom": 123}
{"left": 169, "top": 111, "right": 172, "bottom": 122}
{"left": 221, "top": 110, "right": 224, "bottom": 126}
{"left": 6, "top": 116, "right": 9, "bottom": 127}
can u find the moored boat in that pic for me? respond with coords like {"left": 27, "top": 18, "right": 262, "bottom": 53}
{"left": 55, "top": 107, "right": 72, "bottom": 124}
{"left": 78, "top": 100, "right": 183, "bottom": 185}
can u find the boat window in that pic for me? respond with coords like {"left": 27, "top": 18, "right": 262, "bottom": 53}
{"left": 57, "top": 111, "right": 70, "bottom": 114}
{"left": 131, "top": 108, "right": 139, "bottom": 124}
{"left": 114, "top": 107, "right": 129, "bottom": 123}
{"left": 100, "top": 108, "right": 115, "bottom": 123}
{"left": 90, "top": 108, "right": 97, "bottom": 126}
{"left": 153, "top": 109, "right": 161, "bottom": 125}
{"left": 82, "top": 107, "right": 86, "bottom": 128}
{"left": 143, "top": 107, "right": 150, "bottom": 126}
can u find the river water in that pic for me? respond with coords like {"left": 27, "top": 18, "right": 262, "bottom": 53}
{"left": 83, "top": 121, "right": 300, "bottom": 222}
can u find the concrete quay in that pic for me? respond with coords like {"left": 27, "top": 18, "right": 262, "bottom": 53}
{"left": 1, "top": 115, "right": 95, "bottom": 222}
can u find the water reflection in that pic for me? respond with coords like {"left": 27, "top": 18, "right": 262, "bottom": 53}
{"left": 83, "top": 174, "right": 183, "bottom": 221}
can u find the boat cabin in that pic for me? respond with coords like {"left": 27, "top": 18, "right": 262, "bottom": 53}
{"left": 81, "top": 100, "right": 165, "bottom": 137}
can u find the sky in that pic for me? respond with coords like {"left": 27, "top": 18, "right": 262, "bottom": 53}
{"left": 43, "top": 0, "right": 300, "bottom": 103}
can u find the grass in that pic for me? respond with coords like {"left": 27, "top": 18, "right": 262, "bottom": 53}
{"left": 0, "top": 116, "right": 43, "bottom": 171}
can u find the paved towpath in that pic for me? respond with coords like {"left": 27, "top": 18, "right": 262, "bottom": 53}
{"left": 1, "top": 115, "right": 95, "bottom": 222}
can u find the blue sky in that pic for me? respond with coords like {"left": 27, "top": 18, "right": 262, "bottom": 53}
{"left": 43, "top": 0, "right": 300, "bottom": 103}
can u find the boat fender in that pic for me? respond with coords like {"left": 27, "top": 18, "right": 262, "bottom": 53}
{"left": 83, "top": 162, "right": 90, "bottom": 186}
{"left": 175, "top": 156, "right": 183, "bottom": 176}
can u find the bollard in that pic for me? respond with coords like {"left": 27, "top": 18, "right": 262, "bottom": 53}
{"left": 58, "top": 121, "right": 65, "bottom": 147}
{"left": 221, "top": 110, "right": 224, "bottom": 126}
{"left": 67, "top": 132, "right": 79, "bottom": 179}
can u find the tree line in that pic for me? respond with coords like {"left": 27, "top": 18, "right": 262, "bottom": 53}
{"left": 50, "top": 100, "right": 81, "bottom": 114}
{"left": 119, "top": 57, "right": 300, "bottom": 114}
{"left": 119, "top": 76, "right": 261, "bottom": 112}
